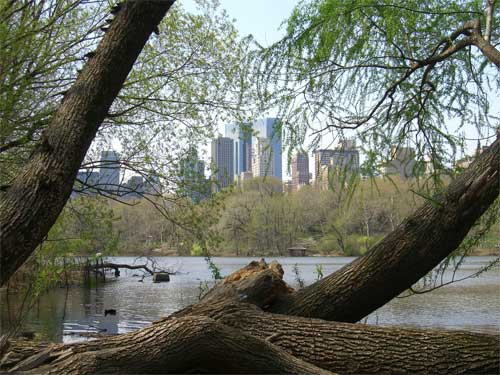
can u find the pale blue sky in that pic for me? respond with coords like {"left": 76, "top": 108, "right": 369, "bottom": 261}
{"left": 181, "top": 0, "right": 298, "bottom": 46}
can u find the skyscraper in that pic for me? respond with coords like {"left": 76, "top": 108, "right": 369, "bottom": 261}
{"left": 330, "top": 140, "right": 360, "bottom": 172}
{"left": 252, "top": 137, "right": 274, "bottom": 177}
{"left": 291, "top": 152, "right": 309, "bottom": 192}
{"left": 211, "top": 137, "right": 234, "bottom": 192}
{"left": 225, "top": 123, "right": 252, "bottom": 178}
{"left": 313, "top": 149, "right": 335, "bottom": 186}
{"left": 383, "top": 147, "right": 417, "bottom": 178}
{"left": 251, "top": 118, "right": 282, "bottom": 180}
{"left": 72, "top": 170, "right": 100, "bottom": 197}
{"left": 99, "top": 150, "right": 120, "bottom": 192}
{"left": 125, "top": 175, "right": 145, "bottom": 199}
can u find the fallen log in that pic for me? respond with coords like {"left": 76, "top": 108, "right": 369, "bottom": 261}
{"left": 1, "top": 317, "right": 333, "bottom": 375}
{"left": 87, "top": 262, "right": 156, "bottom": 276}
{"left": 3, "top": 259, "right": 496, "bottom": 374}
{"left": 167, "top": 259, "right": 500, "bottom": 374}
{"left": 214, "top": 302, "right": 500, "bottom": 375}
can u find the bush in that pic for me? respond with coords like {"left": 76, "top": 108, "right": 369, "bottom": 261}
{"left": 191, "top": 243, "right": 203, "bottom": 256}
{"left": 315, "top": 234, "right": 340, "bottom": 255}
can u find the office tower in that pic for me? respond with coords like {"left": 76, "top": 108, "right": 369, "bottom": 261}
{"left": 211, "top": 137, "right": 234, "bottom": 192}
{"left": 252, "top": 137, "right": 274, "bottom": 177}
{"left": 125, "top": 175, "right": 145, "bottom": 199}
{"left": 291, "top": 152, "right": 309, "bottom": 192}
{"left": 144, "top": 174, "right": 162, "bottom": 194}
{"left": 383, "top": 147, "right": 416, "bottom": 178}
{"left": 73, "top": 170, "right": 100, "bottom": 197}
{"left": 225, "top": 123, "right": 252, "bottom": 178}
{"left": 99, "top": 150, "right": 120, "bottom": 192}
{"left": 313, "top": 149, "right": 335, "bottom": 185}
{"left": 330, "top": 139, "right": 360, "bottom": 172}
{"left": 283, "top": 180, "right": 293, "bottom": 194}
{"left": 251, "top": 118, "right": 282, "bottom": 180}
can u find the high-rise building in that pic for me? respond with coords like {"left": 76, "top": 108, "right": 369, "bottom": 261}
{"left": 383, "top": 147, "right": 416, "bottom": 178}
{"left": 252, "top": 118, "right": 282, "bottom": 180}
{"left": 291, "top": 152, "right": 309, "bottom": 192}
{"left": 125, "top": 175, "right": 145, "bottom": 199}
{"left": 330, "top": 140, "right": 360, "bottom": 172}
{"left": 225, "top": 123, "right": 252, "bottom": 178}
{"left": 283, "top": 180, "right": 293, "bottom": 194}
{"left": 313, "top": 149, "right": 335, "bottom": 185}
{"left": 99, "top": 150, "right": 120, "bottom": 192}
{"left": 252, "top": 137, "right": 274, "bottom": 177}
{"left": 144, "top": 173, "right": 162, "bottom": 194}
{"left": 211, "top": 137, "right": 234, "bottom": 192}
{"left": 236, "top": 171, "right": 254, "bottom": 187}
{"left": 72, "top": 170, "right": 100, "bottom": 197}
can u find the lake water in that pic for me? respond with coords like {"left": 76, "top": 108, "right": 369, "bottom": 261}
{"left": 1, "top": 256, "right": 499, "bottom": 343}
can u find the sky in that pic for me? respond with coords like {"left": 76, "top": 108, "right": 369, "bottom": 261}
{"left": 182, "top": 0, "right": 298, "bottom": 47}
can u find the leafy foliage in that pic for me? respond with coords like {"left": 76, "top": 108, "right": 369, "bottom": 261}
{"left": 0, "top": 0, "right": 254, "bottom": 200}
{"left": 257, "top": 0, "right": 499, "bottom": 176}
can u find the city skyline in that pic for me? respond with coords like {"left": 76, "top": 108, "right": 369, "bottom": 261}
{"left": 75, "top": 138, "right": 465, "bottom": 200}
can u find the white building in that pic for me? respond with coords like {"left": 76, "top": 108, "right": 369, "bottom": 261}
{"left": 252, "top": 137, "right": 274, "bottom": 177}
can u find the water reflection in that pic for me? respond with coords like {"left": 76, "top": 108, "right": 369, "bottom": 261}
{"left": 0, "top": 256, "right": 498, "bottom": 343}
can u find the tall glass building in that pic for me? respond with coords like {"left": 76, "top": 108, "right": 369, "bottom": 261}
{"left": 99, "top": 150, "right": 120, "bottom": 192}
{"left": 251, "top": 118, "right": 282, "bottom": 181}
{"left": 224, "top": 123, "right": 252, "bottom": 179}
{"left": 211, "top": 137, "right": 234, "bottom": 192}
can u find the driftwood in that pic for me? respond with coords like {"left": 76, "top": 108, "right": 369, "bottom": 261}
{"left": 87, "top": 262, "right": 156, "bottom": 276}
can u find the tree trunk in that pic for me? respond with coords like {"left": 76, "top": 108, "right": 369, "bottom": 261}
{"left": 2, "top": 316, "right": 333, "bottom": 375}
{"left": 168, "top": 259, "right": 500, "bottom": 374}
{"left": 213, "top": 303, "right": 499, "bottom": 375}
{"left": 0, "top": 0, "right": 175, "bottom": 286}
{"left": 2, "top": 261, "right": 498, "bottom": 374}
{"left": 269, "top": 138, "right": 499, "bottom": 322}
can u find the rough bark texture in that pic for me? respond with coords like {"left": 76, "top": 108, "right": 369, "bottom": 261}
{"left": 2, "top": 316, "right": 334, "bottom": 375}
{"left": 213, "top": 303, "right": 500, "bottom": 375}
{"left": 166, "top": 260, "right": 500, "bottom": 374}
{"left": 0, "top": 0, "right": 175, "bottom": 286}
{"left": 269, "top": 139, "right": 499, "bottom": 322}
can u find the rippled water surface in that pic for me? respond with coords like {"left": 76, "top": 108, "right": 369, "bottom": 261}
{"left": 1, "top": 256, "right": 499, "bottom": 342}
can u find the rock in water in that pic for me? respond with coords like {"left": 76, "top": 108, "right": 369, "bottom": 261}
{"left": 152, "top": 272, "right": 170, "bottom": 283}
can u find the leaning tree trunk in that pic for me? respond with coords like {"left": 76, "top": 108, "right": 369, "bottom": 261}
{"left": 0, "top": 0, "right": 175, "bottom": 286}
{"left": 269, "top": 138, "right": 499, "bottom": 322}
{"left": 2, "top": 260, "right": 498, "bottom": 374}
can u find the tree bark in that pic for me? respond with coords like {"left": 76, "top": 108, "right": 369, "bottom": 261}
{"left": 2, "top": 316, "right": 334, "bottom": 375}
{"left": 163, "top": 259, "right": 500, "bottom": 374}
{"left": 269, "top": 139, "right": 499, "bottom": 322}
{"left": 0, "top": 0, "right": 175, "bottom": 286}
{"left": 87, "top": 262, "right": 163, "bottom": 275}
{"left": 213, "top": 303, "right": 500, "bottom": 375}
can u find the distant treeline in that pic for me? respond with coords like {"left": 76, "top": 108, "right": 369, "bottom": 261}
{"left": 41, "top": 176, "right": 499, "bottom": 258}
